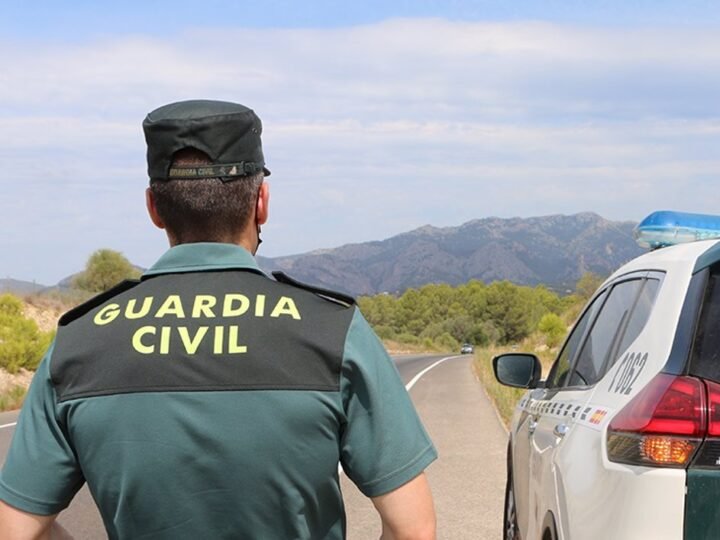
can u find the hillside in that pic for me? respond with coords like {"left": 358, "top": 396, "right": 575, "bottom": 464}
{"left": 265, "top": 212, "right": 642, "bottom": 296}
{"left": 0, "top": 279, "right": 46, "bottom": 296}
{"left": 7, "top": 212, "right": 644, "bottom": 299}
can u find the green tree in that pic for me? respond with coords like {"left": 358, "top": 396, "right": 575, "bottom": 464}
{"left": 476, "top": 320, "right": 501, "bottom": 346}
{"left": 575, "top": 272, "right": 604, "bottom": 300}
{"left": 537, "top": 313, "right": 567, "bottom": 348}
{"left": 74, "top": 249, "right": 141, "bottom": 293}
{"left": 485, "top": 281, "right": 535, "bottom": 344}
{"left": 358, "top": 293, "right": 399, "bottom": 329}
{"left": 357, "top": 277, "right": 566, "bottom": 347}
{"left": 435, "top": 332, "right": 459, "bottom": 351}
{"left": 443, "top": 315, "right": 475, "bottom": 343}
{"left": 396, "top": 289, "right": 432, "bottom": 335}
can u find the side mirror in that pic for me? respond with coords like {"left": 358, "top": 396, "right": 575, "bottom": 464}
{"left": 492, "top": 353, "right": 542, "bottom": 389}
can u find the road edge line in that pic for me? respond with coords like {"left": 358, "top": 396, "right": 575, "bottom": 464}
{"left": 405, "top": 355, "right": 461, "bottom": 391}
{"left": 340, "top": 354, "right": 460, "bottom": 477}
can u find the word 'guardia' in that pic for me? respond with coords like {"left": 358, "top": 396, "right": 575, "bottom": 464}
{"left": 93, "top": 293, "right": 301, "bottom": 355}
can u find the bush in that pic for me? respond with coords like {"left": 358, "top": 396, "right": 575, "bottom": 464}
{"left": 74, "top": 249, "right": 141, "bottom": 293}
{"left": 435, "top": 332, "right": 459, "bottom": 351}
{"left": 395, "top": 333, "right": 420, "bottom": 345}
{"left": 360, "top": 277, "right": 572, "bottom": 348}
{"left": 373, "top": 325, "right": 397, "bottom": 340}
{"left": 537, "top": 313, "right": 567, "bottom": 348}
{"left": 0, "top": 294, "right": 23, "bottom": 317}
{"left": 0, "top": 294, "right": 54, "bottom": 373}
{"left": 576, "top": 272, "right": 604, "bottom": 300}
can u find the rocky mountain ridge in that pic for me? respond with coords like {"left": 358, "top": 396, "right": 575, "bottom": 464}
{"left": 4, "top": 212, "right": 643, "bottom": 298}
{"left": 260, "top": 212, "right": 642, "bottom": 295}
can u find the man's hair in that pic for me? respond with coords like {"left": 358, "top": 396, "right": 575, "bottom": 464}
{"left": 149, "top": 148, "right": 263, "bottom": 243}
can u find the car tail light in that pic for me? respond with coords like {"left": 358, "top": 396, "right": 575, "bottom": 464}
{"left": 703, "top": 379, "right": 720, "bottom": 436}
{"left": 688, "top": 379, "right": 720, "bottom": 468}
{"left": 607, "top": 374, "right": 706, "bottom": 467}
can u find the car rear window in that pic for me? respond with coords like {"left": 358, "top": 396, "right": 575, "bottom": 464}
{"left": 569, "top": 279, "right": 645, "bottom": 387}
{"left": 608, "top": 278, "right": 660, "bottom": 370}
{"left": 691, "top": 269, "right": 720, "bottom": 383}
{"left": 546, "top": 275, "right": 661, "bottom": 390}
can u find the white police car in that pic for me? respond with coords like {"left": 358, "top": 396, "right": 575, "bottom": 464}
{"left": 493, "top": 211, "right": 720, "bottom": 540}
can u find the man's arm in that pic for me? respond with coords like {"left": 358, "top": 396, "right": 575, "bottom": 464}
{"left": 0, "top": 500, "right": 73, "bottom": 539}
{"left": 371, "top": 473, "right": 436, "bottom": 540}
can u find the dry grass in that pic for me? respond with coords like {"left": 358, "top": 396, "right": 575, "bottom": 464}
{"left": 0, "top": 385, "right": 27, "bottom": 412}
{"left": 472, "top": 347, "right": 527, "bottom": 427}
{"left": 21, "top": 291, "right": 89, "bottom": 332}
{"left": 472, "top": 340, "right": 557, "bottom": 427}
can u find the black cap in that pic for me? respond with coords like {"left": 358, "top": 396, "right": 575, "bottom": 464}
{"left": 143, "top": 99, "right": 270, "bottom": 182}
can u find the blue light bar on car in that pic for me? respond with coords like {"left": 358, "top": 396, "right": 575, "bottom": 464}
{"left": 635, "top": 211, "right": 720, "bottom": 249}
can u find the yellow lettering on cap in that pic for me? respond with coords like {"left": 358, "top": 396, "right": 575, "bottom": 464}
{"left": 132, "top": 326, "right": 156, "bottom": 354}
{"left": 192, "top": 295, "right": 217, "bottom": 318}
{"left": 223, "top": 294, "right": 250, "bottom": 317}
{"left": 270, "top": 296, "right": 301, "bottom": 320}
{"left": 178, "top": 326, "right": 208, "bottom": 354}
{"left": 228, "top": 326, "right": 248, "bottom": 354}
{"left": 94, "top": 304, "right": 121, "bottom": 326}
{"left": 125, "top": 297, "right": 154, "bottom": 320}
{"left": 155, "top": 295, "right": 185, "bottom": 319}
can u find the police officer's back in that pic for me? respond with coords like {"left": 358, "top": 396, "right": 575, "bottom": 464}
{"left": 0, "top": 100, "right": 437, "bottom": 539}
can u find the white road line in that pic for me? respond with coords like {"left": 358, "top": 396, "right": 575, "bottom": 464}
{"left": 405, "top": 355, "right": 460, "bottom": 391}
{"left": 1, "top": 356, "right": 460, "bottom": 480}
{"left": 2, "top": 355, "right": 463, "bottom": 482}
{"left": 339, "top": 355, "right": 461, "bottom": 476}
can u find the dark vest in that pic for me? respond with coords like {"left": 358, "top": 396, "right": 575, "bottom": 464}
{"left": 52, "top": 270, "right": 356, "bottom": 402}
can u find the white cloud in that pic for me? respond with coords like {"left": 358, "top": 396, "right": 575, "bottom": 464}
{"left": 2, "top": 19, "right": 720, "bottom": 283}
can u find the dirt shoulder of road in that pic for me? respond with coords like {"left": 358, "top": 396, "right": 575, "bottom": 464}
{"left": 0, "top": 369, "right": 33, "bottom": 394}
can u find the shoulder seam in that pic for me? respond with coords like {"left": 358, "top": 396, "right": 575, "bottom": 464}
{"left": 271, "top": 271, "right": 355, "bottom": 307}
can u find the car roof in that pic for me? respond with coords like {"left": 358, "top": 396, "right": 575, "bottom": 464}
{"left": 606, "top": 239, "right": 720, "bottom": 283}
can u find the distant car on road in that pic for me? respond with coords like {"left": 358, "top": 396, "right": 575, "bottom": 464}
{"left": 460, "top": 343, "right": 474, "bottom": 354}
{"left": 493, "top": 210, "right": 720, "bottom": 540}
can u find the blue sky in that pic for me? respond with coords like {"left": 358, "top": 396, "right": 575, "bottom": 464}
{"left": 3, "top": 1, "right": 720, "bottom": 284}
{"left": 2, "top": 0, "right": 720, "bottom": 35}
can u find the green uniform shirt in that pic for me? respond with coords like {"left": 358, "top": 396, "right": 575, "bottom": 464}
{"left": 0, "top": 243, "right": 436, "bottom": 539}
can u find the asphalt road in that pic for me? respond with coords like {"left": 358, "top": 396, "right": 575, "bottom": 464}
{"left": 343, "top": 354, "right": 508, "bottom": 539}
{"left": 0, "top": 354, "right": 507, "bottom": 539}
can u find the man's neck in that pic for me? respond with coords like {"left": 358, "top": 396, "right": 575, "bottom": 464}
{"left": 167, "top": 228, "right": 259, "bottom": 254}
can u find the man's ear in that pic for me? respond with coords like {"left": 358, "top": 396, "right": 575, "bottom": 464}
{"left": 146, "top": 188, "right": 166, "bottom": 230}
{"left": 256, "top": 182, "right": 270, "bottom": 226}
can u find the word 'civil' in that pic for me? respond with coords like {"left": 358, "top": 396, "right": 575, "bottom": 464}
{"left": 92, "top": 293, "right": 302, "bottom": 355}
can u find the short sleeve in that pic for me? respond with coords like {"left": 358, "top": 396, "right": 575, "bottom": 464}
{"left": 339, "top": 309, "right": 437, "bottom": 497}
{"left": 0, "top": 343, "right": 84, "bottom": 515}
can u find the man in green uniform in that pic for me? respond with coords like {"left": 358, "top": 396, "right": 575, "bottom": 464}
{"left": 0, "top": 100, "right": 437, "bottom": 539}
